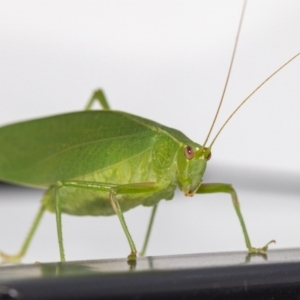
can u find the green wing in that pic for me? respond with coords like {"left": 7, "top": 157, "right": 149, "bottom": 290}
{"left": 0, "top": 110, "right": 196, "bottom": 187}
{"left": 0, "top": 111, "right": 155, "bottom": 187}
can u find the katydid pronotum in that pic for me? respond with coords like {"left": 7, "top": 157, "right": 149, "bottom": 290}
{"left": 0, "top": 1, "right": 299, "bottom": 263}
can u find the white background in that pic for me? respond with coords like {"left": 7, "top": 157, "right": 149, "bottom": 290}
{"left": 0, "top": 0, "right": 300, "bottom": 264}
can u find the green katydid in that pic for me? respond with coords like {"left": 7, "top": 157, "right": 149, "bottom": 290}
{"left": 0, "top": 89, "right": 272, "bottom": 263}
{"left": 0, "top": 2, "right": 299, "bottom": 263}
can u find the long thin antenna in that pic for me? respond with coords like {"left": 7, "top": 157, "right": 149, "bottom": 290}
{"left": 202, "top": 0, "right": 248, "bottom": 147}
{"left": 209, "top": 51, "right": 300, "bottom": 148}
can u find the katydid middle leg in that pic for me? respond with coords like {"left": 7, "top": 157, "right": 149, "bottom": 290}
{"left": 139, "top": 204, "right": 158, "bottom": 257}
{"left": 53, "top": 180, "right": 159, "bottom": 261}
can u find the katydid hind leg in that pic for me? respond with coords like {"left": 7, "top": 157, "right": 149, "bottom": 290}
{"left": 0, "top": 203, "right": 46, "bottom": 263}
{"left": 196, "top": 183, "right": 275, "bottom": 253}
{"left": 54, "top": 180, "right": 159, "bottom": 261}
{"left": 84, "top": 89, "right": 111, "bottom": 110}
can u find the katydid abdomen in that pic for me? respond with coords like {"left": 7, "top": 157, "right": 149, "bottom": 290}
{"left": 41, "top": 147, "right": 177, "bottom": 217}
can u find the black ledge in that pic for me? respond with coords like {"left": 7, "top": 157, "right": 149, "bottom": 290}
{"left": 1, "top": 249, "right": 300, "bottom": 300}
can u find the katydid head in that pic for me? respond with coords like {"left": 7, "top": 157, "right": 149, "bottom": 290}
{"left": 176, "top": 145, "right": 211, "bottom": 197}
{"left": 175, "top": 51, "right": 300, "bottom": 199}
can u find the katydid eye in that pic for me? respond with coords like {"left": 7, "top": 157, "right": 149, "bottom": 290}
{"left": 184, "top": 146, "right": 194, "bottom": 160}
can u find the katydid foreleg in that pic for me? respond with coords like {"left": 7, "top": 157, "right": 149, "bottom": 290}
{"left": 196, "top": 183, "right": 275, "bottom": 252}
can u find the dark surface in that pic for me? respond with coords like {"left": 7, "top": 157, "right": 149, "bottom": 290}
{"left": 1, "top": 249, "right": 300, "bottom": 300}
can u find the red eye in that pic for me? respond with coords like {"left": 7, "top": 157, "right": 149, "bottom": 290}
{"left": 184, "top": 146, "right": 194, "bottom": 160}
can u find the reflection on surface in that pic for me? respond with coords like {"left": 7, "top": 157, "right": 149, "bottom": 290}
{"left": 1, "top": 249, "right": 300, "bottom": 280}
